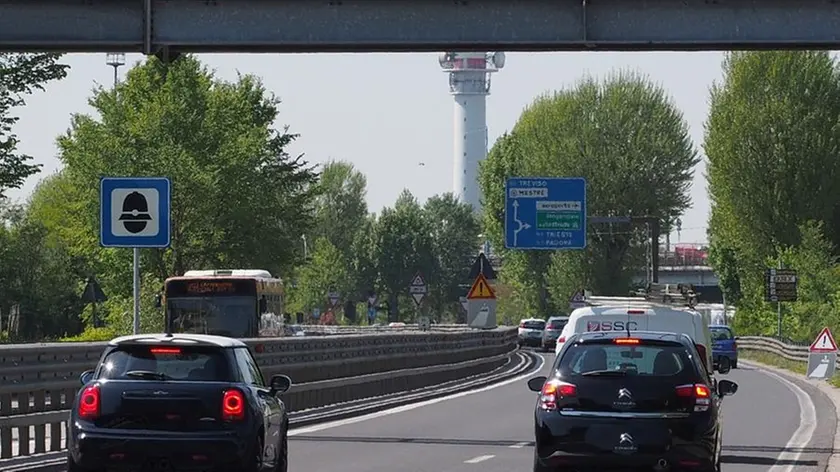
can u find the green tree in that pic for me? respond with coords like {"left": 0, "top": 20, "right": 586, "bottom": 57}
{"left": 0, "top": 201, "right": 83, "bottom": 341}
{"left": 481, "top": 71, "right": 698, "bottom": 311}
{"left": 705, "top": 52, "right": 840, "bottom": 331}
{"left": 373, "top": 190, "right": 434, "bottom": 321}
{"left": 423, "top": 193, "right": 479, "bottom": 320}
{"left": 312, "top": 160, "right": 368, "bottom": 257}
{"left": 291, "top": 237, "right": 349, "bottom": 315}
{"left": 40, "top": 55, "right": 317, "bottom": 334}
{"left": 0, "top": 54, "right": 69, "bottom": 196}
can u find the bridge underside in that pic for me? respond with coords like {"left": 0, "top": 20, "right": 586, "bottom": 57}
{"left": 2, "top": 0, "right": 840, "bottom": 54}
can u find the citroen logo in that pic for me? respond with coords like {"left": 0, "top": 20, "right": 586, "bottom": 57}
{"left": 618, "top": 388, "right": 632, "bottom": 400}
{"left": 614, "top": 432, "right": 637, "bottom": 455}
{"left": 152, "top": 390, "right": 169, "bottom": 395}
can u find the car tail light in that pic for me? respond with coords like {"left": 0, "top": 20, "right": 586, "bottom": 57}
{"left": 732, "top": 340, "right": 737, "bottom": 350}
{"left": 222, "top": 389, "right": 246, "bottom": 421}
{"left": 519, "top": 322, "right": 526, "bottom": 328}
{"left": 539, "top": 379, "right": 576, "bottom": 410}
{"left": 627, "top": 309, "right": 646, "bottom": 314}
{"left": 675, "top": 383, "right": 711, "bottom": 412}
{"left": 614, "top": 338, "right": 640, "bottom": 345}
{"left": 78, "top": 385, "right": 100, "bottom": 420}
{"left": 557, "top": 336, "right": 565, "bottom": 344}
{"left": 150, "top": 347, "right": 181, "bottom": 354}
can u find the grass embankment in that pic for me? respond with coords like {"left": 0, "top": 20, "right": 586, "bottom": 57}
{"left": 740, "top": 349, "right": 840, "bottom": 388}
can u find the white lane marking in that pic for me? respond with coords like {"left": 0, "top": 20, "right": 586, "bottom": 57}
{"left": 464, "top": 455, "right": 495, "bottom": 464}
{"left": 509, "top": 442, "right": 529, "bottom": 449}
{"left": 290, "top": 354, "right": 546, "bottom": 436}
{"left": 746, "top": 363, "right": 818, "bottom": 472}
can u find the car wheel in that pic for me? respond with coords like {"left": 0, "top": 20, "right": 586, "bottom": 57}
{"left": 242, "top": 433, "right": 265, "bottom": 472}
{"left": 66, "top": 454, "right": 100, "bottom": 472}
{"left": 731, "top": 359, "right": 738, "bottom": 369}
{"left": 532, "top": 448, "right": 553, "bottom": 472}
{"left": 275, "top": 429, "right": 288, "bottom": 472}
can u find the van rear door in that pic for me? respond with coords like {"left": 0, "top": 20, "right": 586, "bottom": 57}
{"left": 578, "top": 308, "right": 649, "bottom": 334}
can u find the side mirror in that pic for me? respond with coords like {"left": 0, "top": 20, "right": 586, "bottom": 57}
{"left": 715, "top": 356, "right": 731, "bottom": 374}
{"left": 154, "top": 294, "right": 162, "bottom": 308}
{"left": 527, "top": 376, "right": 547, "bottom": 392}
{"left": 718, "top": 379, "right": 738, "bottom": 396}
{"left": 80, "top": 370, "right": 95, "bottom": 385}
{"left": 269, "top": 374, "right": 292, "bottom": 394}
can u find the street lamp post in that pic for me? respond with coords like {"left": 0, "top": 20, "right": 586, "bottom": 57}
{"left": 105, "top": 53, "right": 126, "bottom": 87}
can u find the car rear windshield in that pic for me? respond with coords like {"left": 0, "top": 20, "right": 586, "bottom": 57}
{"left": 556, "top": 340, "right": 697, "bottom": 378}
{"left": 98, "top": 345, "right": 232, "bottom": 381}
{"left": 710, "top": 326, "right": 733, "bottom": 341}
{"left": 548, "top": 320, "right": 567, "bottom": 330}
{"left": 523, "top": 320, "right": 545, "bottom": 330}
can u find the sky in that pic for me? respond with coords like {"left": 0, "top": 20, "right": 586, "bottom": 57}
{"left": 7, "top": 51, "right": 725, "bottom": 246}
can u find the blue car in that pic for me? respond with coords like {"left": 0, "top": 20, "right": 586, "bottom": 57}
{"left": 710, "top": 324, "right": 738, "bottom": 370}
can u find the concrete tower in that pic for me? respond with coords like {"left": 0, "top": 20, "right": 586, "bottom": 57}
{"left": 439, "top": 52, "right": 505, "bottom": 213}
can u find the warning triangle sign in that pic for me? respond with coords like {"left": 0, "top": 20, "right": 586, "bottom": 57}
{"left": 810, "top": 327, "right": 838, "bottom": 352}
{"left": 466, "top": 273, "right": 496, "bottom": 300}
{"left": 410, "top": 273, "right": 426, "bottom": 286}
{"left": 570, "top": 290, "right": 585, "bottom": 303}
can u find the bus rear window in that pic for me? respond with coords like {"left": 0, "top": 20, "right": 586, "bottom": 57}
{"left": 98, "top": 345, "right": 232, "bottom": 381}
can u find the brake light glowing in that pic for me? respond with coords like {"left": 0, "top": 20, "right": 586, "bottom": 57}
{"left": 675, "top": 384, "right": 712, "bottom": 412}
{"left": 150, "top": 347, "right": 181, "bottom": 354}
{"left": 614, "top": 338, "right": 640, "bottom": 345}
{"left": 627, "top": 309, "right": 645, "bottom": 314}
{"left": 78, "top": 385, "right": 100, "bottom": 420}
{"left": 539, "top": 379, "right": 576, "bottom": 410}
{"left": 222, "top": 389, "right": 245, "bottom": 421}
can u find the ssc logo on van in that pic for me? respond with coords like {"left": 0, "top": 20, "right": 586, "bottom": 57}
{"left": 587, "top": 320, "right": 639, "bottom": 332}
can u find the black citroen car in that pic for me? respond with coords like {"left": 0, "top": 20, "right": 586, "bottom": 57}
{"left": 527, "top": 331, "right": 737, "bottom": 472}
{"left": 67, "top": 333, "right": 291, "bottom": 472}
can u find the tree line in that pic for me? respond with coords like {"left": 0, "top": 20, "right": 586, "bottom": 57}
{"left": 4, "top": 51, "right": 831, "bottom": 343}
{"left": 0, "top": 55, "right": 479, "bottom": 342}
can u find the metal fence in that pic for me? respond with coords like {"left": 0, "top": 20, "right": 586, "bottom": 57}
{"left": 736, "top": 336, "right": 810, "bottom": 362}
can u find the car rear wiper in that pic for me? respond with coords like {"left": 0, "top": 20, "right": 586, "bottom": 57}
{"left": 124, "top": 370, "right": 170, "bottom": 380}
{"left": 581, "top": 369, "right": 629, "bottom": 377}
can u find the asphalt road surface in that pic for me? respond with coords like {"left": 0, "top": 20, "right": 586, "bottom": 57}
{"left": 21, "top": 352, "right": 840, "bottom": 472}
{"left": 288, "top": 353, "right": 837, "bottom": 472}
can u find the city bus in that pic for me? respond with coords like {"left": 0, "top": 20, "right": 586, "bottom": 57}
{"left": 159, "top": 269, "right": 285, "bottom": 338}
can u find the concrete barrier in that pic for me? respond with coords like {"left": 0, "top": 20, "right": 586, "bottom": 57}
{"left": 0, "top": 327, "right": 516, "bottom": 461}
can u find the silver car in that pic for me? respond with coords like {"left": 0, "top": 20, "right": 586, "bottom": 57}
{"left": 518, "top": 318, "right": 546, "bottom": 347}
{"left": 540, "top": 316, "right": 569, "bottom": 351}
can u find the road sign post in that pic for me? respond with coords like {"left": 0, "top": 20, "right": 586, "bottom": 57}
{"left": 327, "top": 287, "right": 340, "bottom": 308}
{"left": 569, "top": 290, "right": 586, "bottom": 310}
{"left": 504, "top": 177, "right": 587, "bottom": 250}
{"left": 466, "top": 273, "right": 497, "bottom": 329}
{"left": 409, "top": 272, "right": 427, "bottom": 307}
{"left": 100, "top": 177, "right": 171, "bottom": 335}
{"left": 808, "top": 327, "right": 839, "bottom": 380}
{"left": 764, "top": 266, "right": 797, "bottom": 337}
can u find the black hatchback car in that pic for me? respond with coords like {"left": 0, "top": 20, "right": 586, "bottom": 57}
{"left": 67, "top": 333, "right": 292, "bottom": 472}
{"left": 527, "top": 331, "right": 737, "bottom": 472}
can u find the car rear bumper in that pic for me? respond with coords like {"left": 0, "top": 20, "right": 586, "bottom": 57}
{"left": 518, "top": 336, "right": 542, "bottom": 346}
{"left": 535, "top": 413, "right": 717, "bottom": 470}
{"left": 69, "top": 425, "right": 251, "bottom": 471}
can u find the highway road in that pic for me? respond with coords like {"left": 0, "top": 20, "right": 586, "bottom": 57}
{"left": 11, "top": 352, "right": 840, "bottom": 471}
{"left": 287, "top": 353, "right": 837, "bottom": 472}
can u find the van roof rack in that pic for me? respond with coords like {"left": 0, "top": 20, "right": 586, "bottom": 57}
{"left": 644, "top": 283, "right": 699, "bottom": 309}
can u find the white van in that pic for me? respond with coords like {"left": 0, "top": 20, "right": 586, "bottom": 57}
{"left": 554, "top": 297, "right": 714, "bottom": 372}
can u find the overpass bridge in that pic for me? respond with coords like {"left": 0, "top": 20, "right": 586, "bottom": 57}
{"left": 3, "top": 0, "right": 840, "bottom": 55}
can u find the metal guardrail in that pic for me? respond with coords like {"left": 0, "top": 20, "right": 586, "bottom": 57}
{"left": 737, "top": 336, "right": 810, "bottom": 363}
{"left": 0, "top": 327, "right": 515, "bottom": 463}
